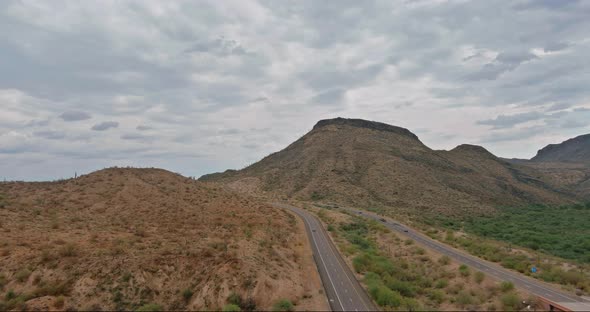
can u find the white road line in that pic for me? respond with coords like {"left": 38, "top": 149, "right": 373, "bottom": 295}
{"left": 306, "top": 216, "right": 346, "bottom": 311}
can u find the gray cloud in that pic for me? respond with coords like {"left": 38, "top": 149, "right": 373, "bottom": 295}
{"left": 60, "top": 111, "right": 91, "bottom": 122}
{"left": 121, "top": 133, "right": 155, "bottom": 142}
{"left": 136, "top": 125, "right": 153, "bottom": 131}
{"left": 33, "top": 130, "right": 66, "bottom": 140}
{"left": 91, "top": 121, "right": 119, "bottom": 131}
{"left": 1, "top": 0, "right": 590, "bottom": 180}
{"left": 477, "top": 112, "right": 545, "bottom": 129}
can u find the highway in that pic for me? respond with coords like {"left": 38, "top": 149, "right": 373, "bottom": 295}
{"left": 273, "top": 203, "right": 377, "bottom": 312}
{"left": 340, "top": 206, "right": 590, "bottom": 312}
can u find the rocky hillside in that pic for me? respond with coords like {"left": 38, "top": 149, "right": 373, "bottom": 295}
{"left": 0, "top": 168, "right": 325, "bottom": 311}
{"left": 201, "top": 118, "right": 574, "bottom": 218}
{"left": 532, "top": 134, "right": 590, "bottom": 163}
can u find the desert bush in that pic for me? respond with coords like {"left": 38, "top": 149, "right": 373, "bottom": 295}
{"left": 54, "top": 296, "right": 65, "bottom": 308}
{"left": 459, "top": 264, "right": 470, "bottom": 277}
{"left": 368, "top": 283, "right": 402, "bottom": 308}
{"left": 0, "top": 273, "right": 6, "bottom": 289}
{"left": 500, "top": 292, "right": 520, "bottom": 310}
{"left": 500, "top": 281, "right": 514, "bottom": 292}
{"left": 385, "top": 278, "right": 415, "bottom": 297}
{"left": 428, "top": 289, "right": 445, "bottom": 304}
{"left": 438, "top": 255, "right": 451, "bottom": 265}
{"left": 136, "top": 303, "right": 163, "bottom": 312}
{"left": 435, "top": 279, "right": 448, "bottom": 289}
{"left": 182, "top": 288, "right": 193, "bottom": 302}
{"left": 474, "top": 271, "right": 485, "bottom": 284}
{"left": 59, "top": 243, "right": 78, "bottom": 257}
{"left": 223, "top": 304, "right": 241, "bottom": 312}
{"left": 227, "top": 292, "right": 242, "bottom": 306}
{"left": 271, "top": 299, "right": 294, "bottom": 311}
{"left": 5, "top": 289, "right": 16, "bottom": 300}
{"left": 15, "top": 269, "right": 31, "bottom": 283}
{"left": 455, "top": 291, "right": 473, "bottom": 307}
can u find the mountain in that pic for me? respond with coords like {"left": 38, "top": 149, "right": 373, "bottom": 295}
{"left": 201, "top": 117, "right": 574, "bottom": 218}
{"left": 532, "top": 134, "right": 590, "bottom": 163}
{"left": 0, "top": 168, "right": 324, "bottom": 311}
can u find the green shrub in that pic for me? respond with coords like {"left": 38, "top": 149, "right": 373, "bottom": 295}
{"left": 272, "top": 299, "right": 294, "bottom": 311}
{"left": 500, "top": 281, "right": 514, "bottom": 292}
{"left": 136, "top": 303, "right": 163, "bottom": 312}
{"left": 428, "top": 289, "right": 445, "bottom": 304}
{"left": 368, "top": 283, "right": 402, "bottom": 307}
{"left": 435, "top": 279, "right": 448, "bottom": 289}
{"left": 459, "top": 264, "right": 470, "bottom": 277}
{"left": 455, "top": 291, "right": 473, "bottom": 307}
{"left": 385, "top": 278, "right": 415, "bottom": 297}
{"left": 227, "top": 292, "right": 242, "bottom": 306}
{"left": 438, "top": 255, "right": 451, "bottom": 265}
{"left": 223, "top": 304, "right": 241, "bottom": 312}
{"left": 5, "top": 289, "right": 16, "bottom": 300}
{"left": 474, "top": 271, "right": 485, "bottom": 284}
{"left": 182, "top": 288, "right": 193, "bottom": 302}
{"left": 501, "top": 292, "right": 520, "bottom": 310}
{"left": 15, "top": 269, "right": 31, "bottom": 283}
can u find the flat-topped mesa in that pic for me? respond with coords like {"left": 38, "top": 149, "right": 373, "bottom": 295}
{"left": 313, "top": 117, "right": 420, "bottom": 141}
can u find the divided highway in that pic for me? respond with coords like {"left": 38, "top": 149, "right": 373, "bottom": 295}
{"left": 341, "top": 206, "right": 590, "bottom": 312}
{"left": 273, "top": 203, "right": 377, "bottom": 312}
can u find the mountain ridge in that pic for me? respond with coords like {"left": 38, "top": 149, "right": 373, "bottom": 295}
{"left": 201, "top": 117, "right": 575, "bottom": 217}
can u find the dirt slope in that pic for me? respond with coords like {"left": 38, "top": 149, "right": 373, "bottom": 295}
{"left": 201, "top": 118, "right": 574, "bottom": 217}
{"left": 0, "top": 168, "right": 326, "bottom": 311}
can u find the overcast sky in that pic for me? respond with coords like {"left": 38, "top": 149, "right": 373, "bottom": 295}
{"left": 1, "top": 0, "right": 589, "bottom": 181}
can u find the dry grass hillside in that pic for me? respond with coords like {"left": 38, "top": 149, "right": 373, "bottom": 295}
{"left": 0, "top": 168, "right": 326, "bottom": 311}
{"left": 201, "top": 118, "right": 575, "bottom": 217}
{"left": 508, "top": 161, "right": 590, "bottom": 200}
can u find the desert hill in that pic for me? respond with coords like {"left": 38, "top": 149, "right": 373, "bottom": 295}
{"left": 505, "top": 134, "right": 590, "bottom": 200}
{"left": 0, "top": 168, "right": 325, "bottom": 311}
{"left": 201, "top": 118, "right": 574, "bottom": 218}
{"left": 532, "top": 133, "right": 590, "bottom": 163}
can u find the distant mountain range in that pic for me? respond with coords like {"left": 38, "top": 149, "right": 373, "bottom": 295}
{"left": 201, "top": 118, "right": 585, "bottom": 217}
{"left": 532, "top": 134, "right": 590, "bottom": 163}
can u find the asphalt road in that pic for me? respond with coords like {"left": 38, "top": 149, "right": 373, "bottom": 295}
{"left": 341, "top": 206, "right": 590, "bottom": 311}
{"left": 273, "top": 203, "right": 377, "bottom": 312}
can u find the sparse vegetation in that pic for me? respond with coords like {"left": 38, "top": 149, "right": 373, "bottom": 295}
{"left": 0, "top": 168, "right": 321, "bottom": 311}
{"left": 136, "top": 303, "right": 163, "bottom": 311}
{"left": 272, "top": 299, "right": 294, "bottom": 311}
{"left": 223, "top": 303, "right": 241, "bottom": 312}
{"left": 323, "top": 210, "right": 541, "bottom": 311}
{"left": 500, "top": 281, "right": 514, "bottom": 292}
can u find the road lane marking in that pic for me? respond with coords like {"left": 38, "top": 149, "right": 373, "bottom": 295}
{"left": 302, "top": 211, "right": 346, "bottom": 311}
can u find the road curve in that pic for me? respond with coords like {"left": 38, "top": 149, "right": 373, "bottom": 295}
{"left": 341, "top": 207, "right": 590, "bottom": 312}
{"left": 273, "top": 203, "right": 377, "bottom": 312}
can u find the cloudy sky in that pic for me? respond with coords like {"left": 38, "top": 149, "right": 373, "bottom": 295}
{"left": 1, "top": 0, "right": 589, "bottom": 181}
